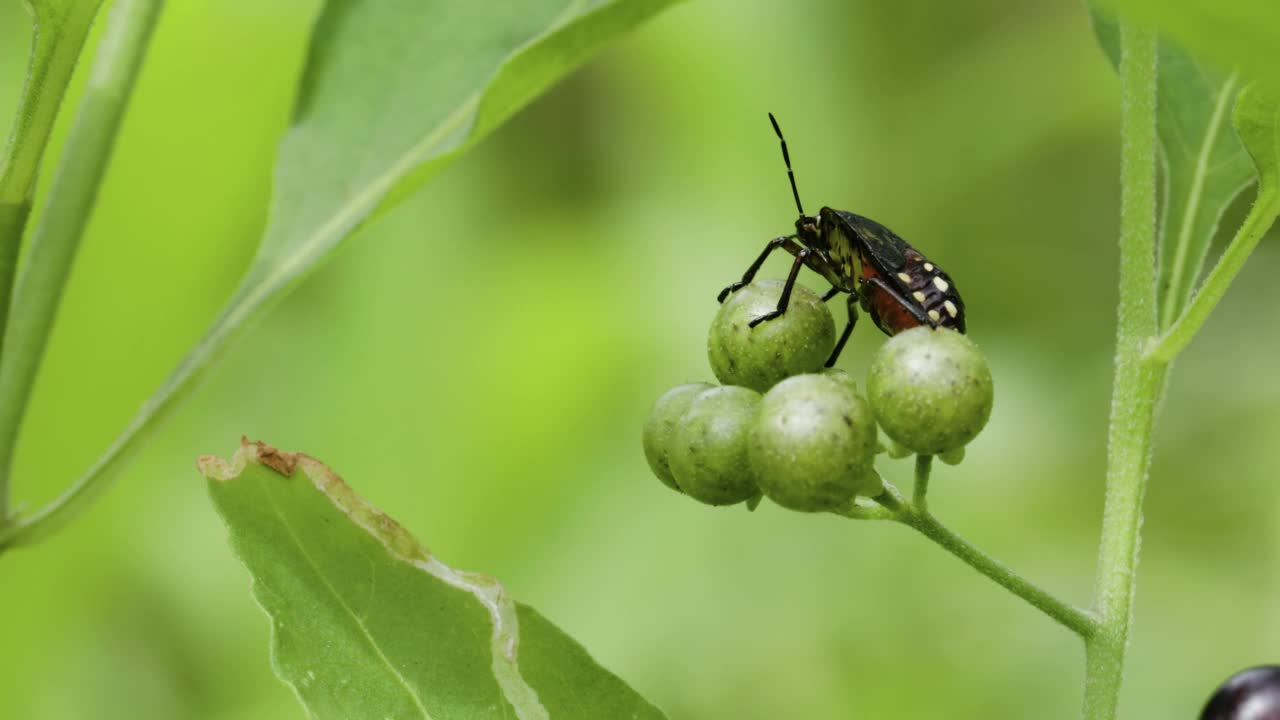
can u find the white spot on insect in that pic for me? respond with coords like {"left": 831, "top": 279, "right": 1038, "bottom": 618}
{"left": 897, "top": 272, "right": 912, "bottom": 284}
{"left": 923, "top": 262, "right": 934, "bottom": 272}
{"left": 933, "top": 276, "right": 949, "bottom": 292}
{"left": 944, "top": 300, "right": 958, "bottom": 317}
{"left": 912, "top": 291, "right": 926, "bottom": 303}
{"left": 928, "top": 309, "right": 942, "bottom": 322}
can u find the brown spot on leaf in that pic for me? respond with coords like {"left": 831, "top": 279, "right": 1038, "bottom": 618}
{"left": 244, "top": 436, "right": 299, "bottom": 476}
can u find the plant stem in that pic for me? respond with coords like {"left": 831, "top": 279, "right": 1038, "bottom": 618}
{"left": 867, "top": 483, "right": 1098, "bottom": 638}
{"left": 828, "top": 501, "right": 895, "bottom": 522}
{"left": 0, "top": 202, "right": 31, "bottom": 363}
{"left": 1082, "top": 22, "right": 1164, "bottom": 720}
{"left": 1147, "top": 183, "right": 1280, "bottom": 363}
{"left": 898, "top": 505, "right": 1098, "bottom": 638}
{"left": 0, "top": 0, "right": 162, "bottom": 524}
{"left": 0, "top": 1, "right": 104, "bottom": 371}
{"left": 911, "top": 454, "right": 932, "bottom": 510}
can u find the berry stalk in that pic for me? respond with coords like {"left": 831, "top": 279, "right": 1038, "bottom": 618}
{"left": 868, "top": 482, "right": 1098, "bottom": 637}
{"left": 911, "top": 454, "right": 932, "bottom": 511}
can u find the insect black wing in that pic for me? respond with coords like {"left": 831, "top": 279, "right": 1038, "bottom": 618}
{"left": 829, "top": 210, "right": 910, "bottom": 274}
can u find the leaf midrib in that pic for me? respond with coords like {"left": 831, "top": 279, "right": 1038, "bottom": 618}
{"left": 1161, "top": 71, "right": 1239, "bottom": 327}
{"left": 263, "top": 477, "right": 434, "bottom": 720}
{"left": 0, "top": 89, "right": 485, "bottom": 547}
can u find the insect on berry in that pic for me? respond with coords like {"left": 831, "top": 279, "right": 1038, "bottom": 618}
{"left": 718, "top": 114, "right": 967, "bottom": 367}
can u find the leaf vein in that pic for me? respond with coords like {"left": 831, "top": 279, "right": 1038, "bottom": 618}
{"left": 1161, "top": 72, "right": 1239, "bottom": 326}
{"left": 263, "top": 480, "right": 433, "bottom": 720}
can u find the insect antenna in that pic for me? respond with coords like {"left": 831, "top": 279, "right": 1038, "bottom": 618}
{"left": 769, "top": 112, "right": 806, "bottom": 218}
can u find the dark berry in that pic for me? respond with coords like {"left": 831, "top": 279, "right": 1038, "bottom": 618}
{"left": 1201, "top": 666, "right": 1280, "bottom": 720}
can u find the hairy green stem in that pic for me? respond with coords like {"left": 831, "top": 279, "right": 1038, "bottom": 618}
{"left": 0, "top": 202, "right": 31, "bottom": 362}
{"left": 866, "top": 483, "right": 1098, "bottom": 637}
{"left": 829, "top": 501, "right": 894, "bottom": 522}
{"left": 1148, "top": 183, "right": 1280, "bottom": 362}
{"left": 911, "top": 454, "right": 932, "bottom": 510}
{"left": 1082, "top": 22, "right": 1163, "bottom": 720}
{"left": 0, "top": 1, "right": 104, "bottom": 370}
{"left": 0, "top": 0, "right": 162, "bottom": 527}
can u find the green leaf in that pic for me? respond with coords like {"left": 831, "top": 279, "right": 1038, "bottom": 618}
{"left": 0, "top": 0, "right": 679, "bottom": 548}
{"left": 1100, "top": 0, "right": 1280, "bottom": 88}
{"left": 199, "top": 440, "right": 666, "bottom": 720}
{"left": 1234, "top": 83, "right": 1280, "bottom": 194}
{"left": 1146, "top": 83, "right": 1280, "bottom": 361}
{"left": 1089, "top": 6, "right": 1256, "bottom": 329}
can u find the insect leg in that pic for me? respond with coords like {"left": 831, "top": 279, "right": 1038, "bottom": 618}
{"left": 820, "top": 286, "right": 841, "bottom": 302}
{"left": 718, "top": 236, "right": 803, "bottom": 303}
{"left": 748, "top": 248, "right": 810, "bottom": 328}
{"left": 825, "top": 295, "right": 859, "bottom": 367}
{"left": 862, "top": 276, "right": 936, "bottom": 328}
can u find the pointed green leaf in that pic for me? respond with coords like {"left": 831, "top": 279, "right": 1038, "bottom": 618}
{"left": 248, "top": 0, "right": 681, "bottom": 286}
{"left": 1, "top": 0, "right": 679, "bottom": 548}
{"left": 1100, "top": 0, "right": 1280, "bottom": 88}
{"left": 1089, "top": 6, "right": 1256, "bottom": 329}
{"left": 199, "top": 440, "right": 666, "bottom": 720}
{"left": 1146, "top": 84, "right": 1280, "bottom": 361}
{"left": 1234, "top": 83, "right": 1280, "bottom": 195}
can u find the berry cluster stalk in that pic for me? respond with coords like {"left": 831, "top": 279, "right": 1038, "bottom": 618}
{"left": 1082, "top": 22, "right": 1166, "bottom": 720}
{"left": 870, "top": 478, "right": 1097, "bottom": 638}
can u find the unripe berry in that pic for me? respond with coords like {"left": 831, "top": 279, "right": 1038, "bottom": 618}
{"left": 708, "top": 280, "right": 835, "bottom": 392}
{"left": 749, "top": 373, "right": 879, "bottom": 512}
{"left": 867, "top": 327, "right": 993, "bottom": 456}
{"left": 668, "top": 386, "right": 762, "bottom": 506}
{"left": 821, "top": 366, "right": 859, "bottom": 388}
{"left": 643, "top": 382, "right": 715, "bottom": 492}
{"left": 938, "top": 446, "right": 965, "bottom": 466}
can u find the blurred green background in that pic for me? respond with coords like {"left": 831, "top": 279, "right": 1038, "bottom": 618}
{"left": 1, "top": 1, "right": 1277, "bottom": 718}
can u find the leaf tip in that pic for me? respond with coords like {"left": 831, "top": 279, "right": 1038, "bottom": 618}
{"left": 196, "top": 452, "right": 238, "bottom": 481}
{"left": 247, "top": 437, "right": 300, "bottom": 476}
{"left": 198, "top": 437, "right": 301, "bottom": 482}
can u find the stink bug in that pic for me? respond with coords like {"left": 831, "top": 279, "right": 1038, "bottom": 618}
{"left": 718, "top": 114, "right": 967, "bottom": 367}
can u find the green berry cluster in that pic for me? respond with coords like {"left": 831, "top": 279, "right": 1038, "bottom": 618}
{"left": 644, "top": 280, "right": 994, "bottom": 511}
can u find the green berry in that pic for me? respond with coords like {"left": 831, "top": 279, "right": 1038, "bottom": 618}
{"left": 708, "top": 279, "right": 835, "bottom": 392}
{"left": 857, "top": 467, "right": 886, "bottom": 498}
{"left": 643, "top": 382, "right": 715, "bottom": 492}
{"left": 938, "top": 446, "right": 965, "bottom": 465}
{"left": 749, "top": 373, "right": 879, "bottom": 512}
{"left": 886, "top": 439, "right": 913, "bottom": 459}
{"left": 820, "top": 366, "right": 859, "bottom": 390}
{"left": 866, "top": 326, "right": 994, "bottom": 456}
{"left": 669, "top": 386, "right": 763, "bottom": 506}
